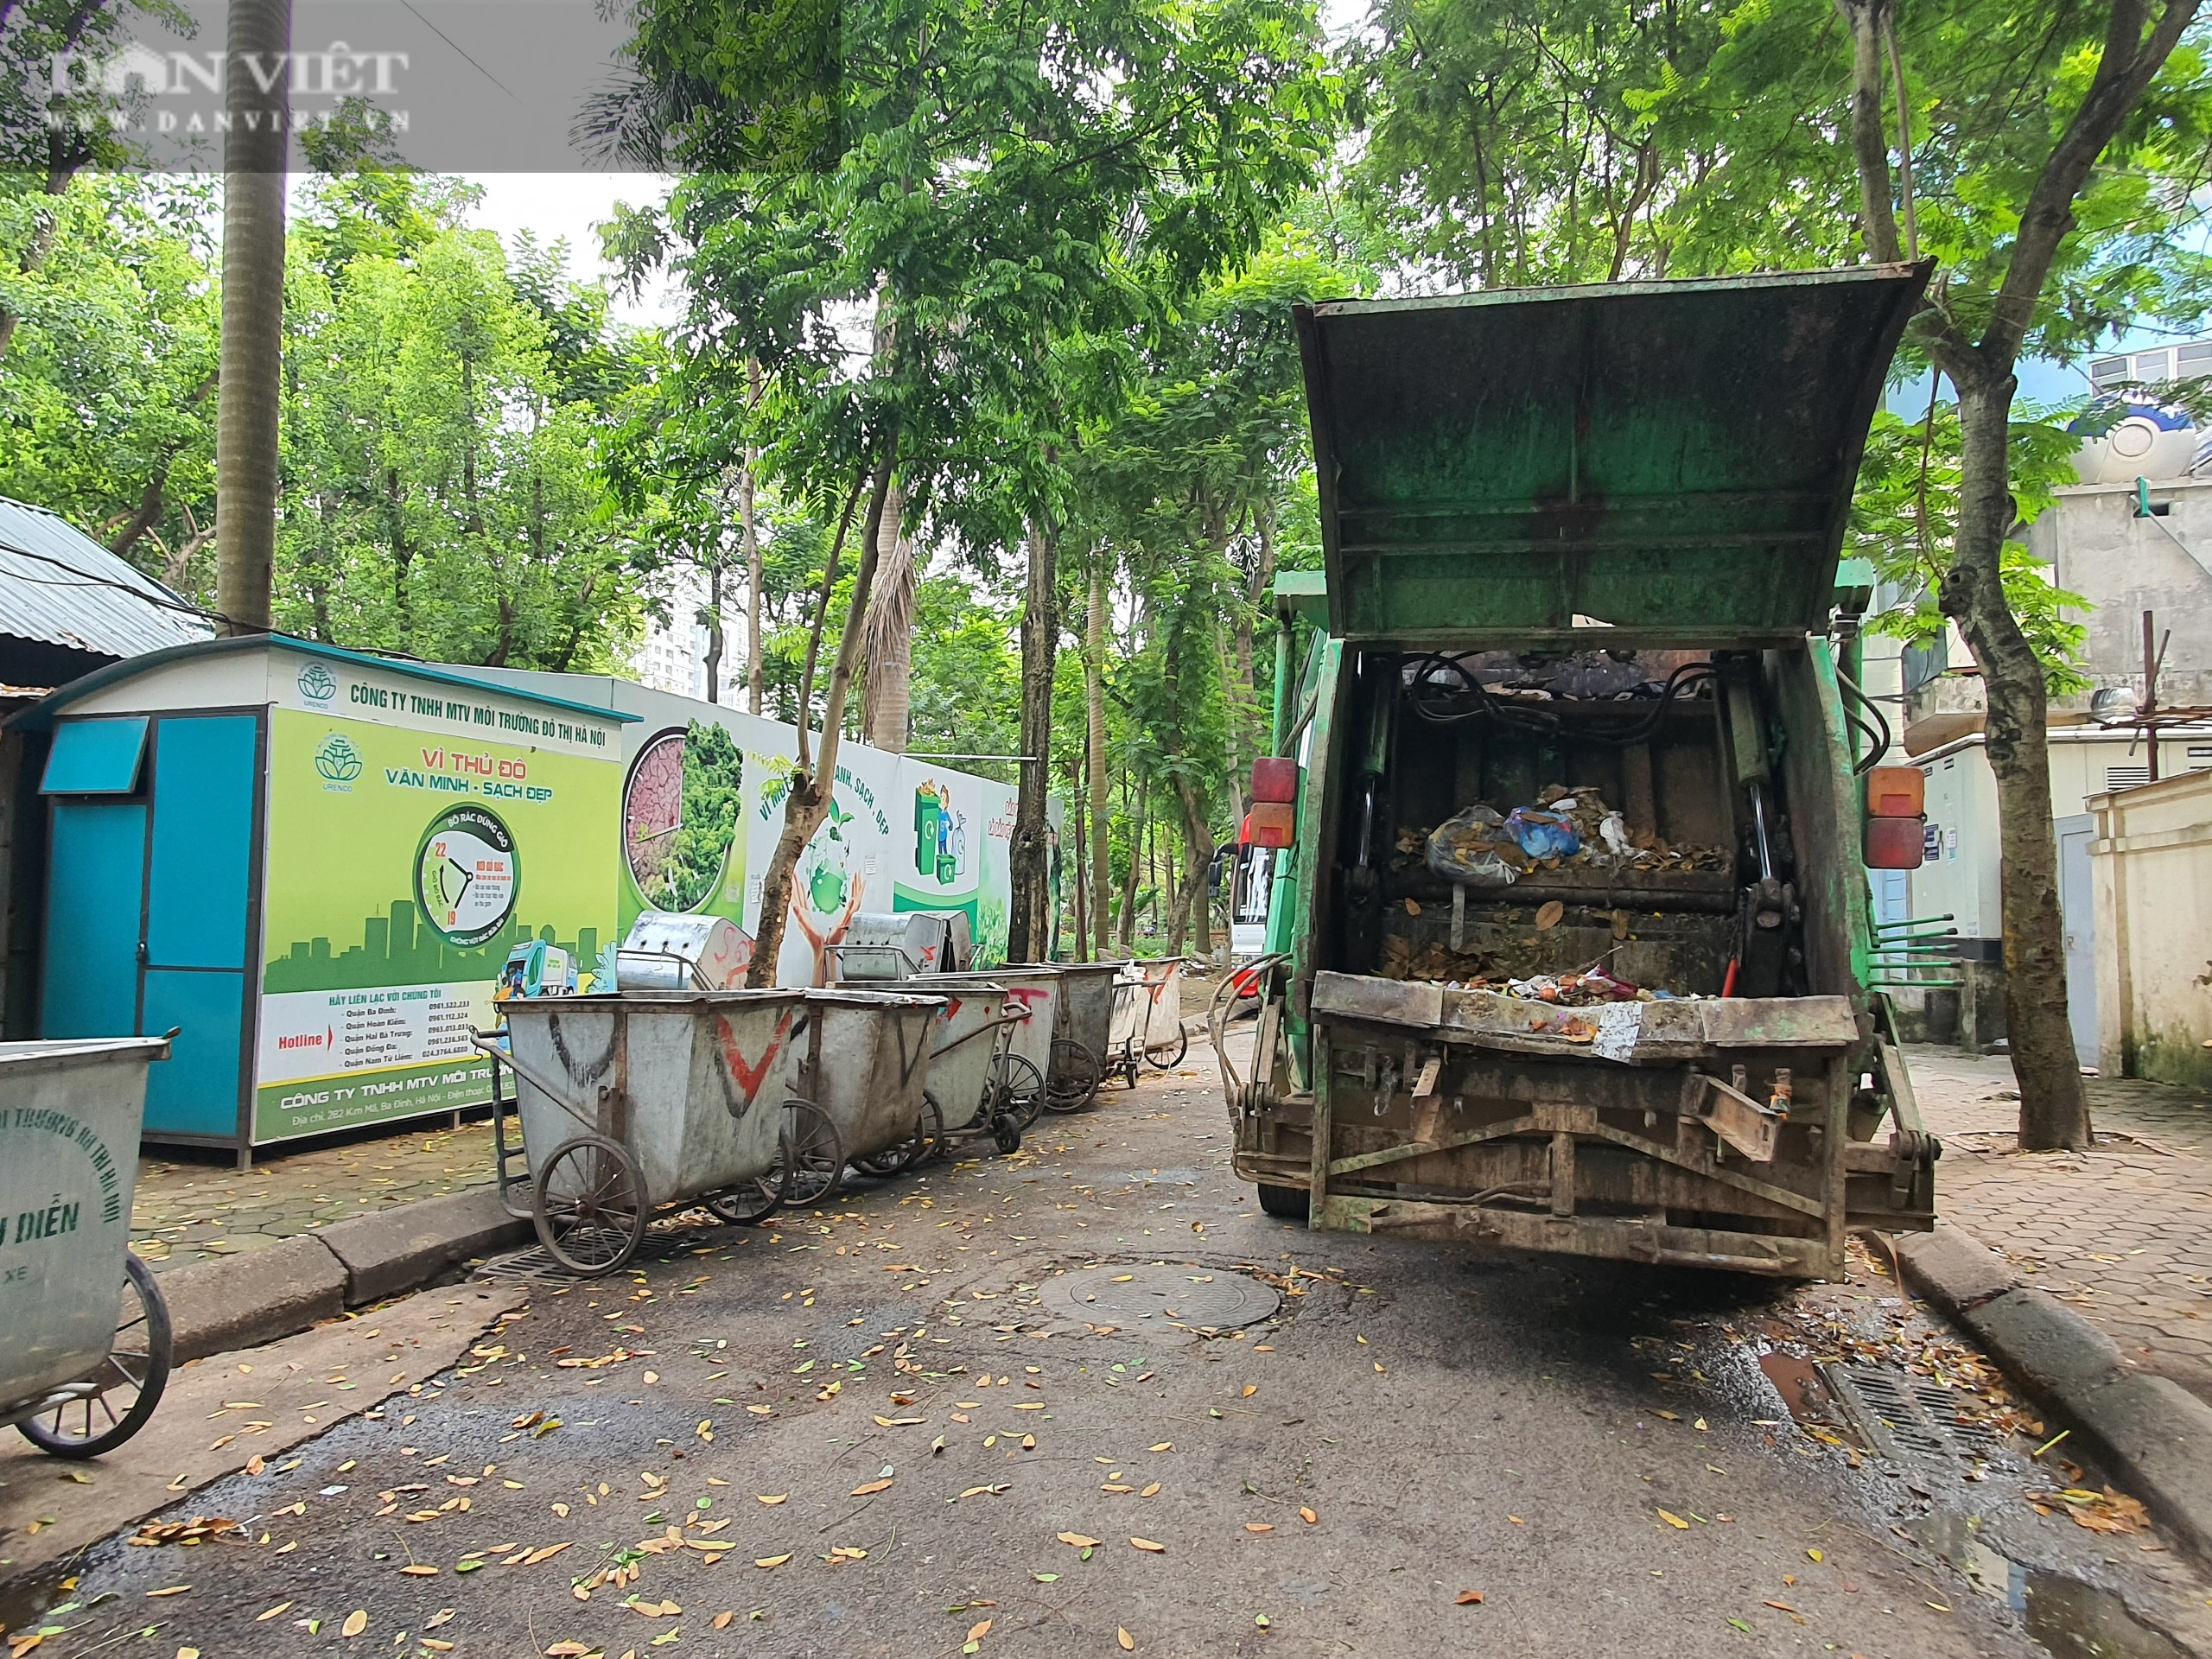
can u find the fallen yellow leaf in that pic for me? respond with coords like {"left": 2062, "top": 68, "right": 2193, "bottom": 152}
{"left": 1456, "top": 1591, "right": 1484, "bottom": 1605}
{"left": 1140, "top": 1483, "right": 1161, "bottom": 1498}
{"left": 714, "top": 1612, "right": 735, "bottom": 1630}
{"left": 757, "top": 1493, "right": 788, "bottom": 1505}
{"left": 967, "top": 1618, "right": 994, "bottom": 1642}
{"left": 1300, "top": 1508, "right": 1318, "bottom": 1525}
{"left": 1148, "top": 1443, "right": 1172, "bottom": 1452}
{"left": 341, "top": 1610, "right": 368, "bottom": 1638}
{"left": 1659, "top": 1510, "right": 1691, "bottom": 1530}
{"left": 145, "top": 1587, "right": 191, "bottom": 1600}
{"left": 1240, "top": 1385, "right": 1256, "bottom": 1397}
{"left": 851, "top": 1478, "right": 894, "bottom": 1497}
{"left": 754, "top": 1554, "right": 791, "bottom": 1569}
{"left": 1244, "top": 1523, "right": 1274, "bottom": 1534}
{"left": 1118, "top": 1629, "right": 1135, "bottom": 1651}
{"left": 399, "top": 1564, "right": 439, "bottom": 1576}
{"left": 255, "top": 1602, "right": 293, "bottom": 1622}
{"left": 1058, "top": 1532, "right": 1101, "bottom": 1548}
{"left": 1130, "top": 1537, "right": 1166, "bottom": 1554}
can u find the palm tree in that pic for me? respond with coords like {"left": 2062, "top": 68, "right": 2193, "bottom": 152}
{"left": 214, "top": 0, "right": 290, "bottom": 635}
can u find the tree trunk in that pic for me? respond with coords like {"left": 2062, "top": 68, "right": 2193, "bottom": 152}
{"left": 742, "top": 428, "right": 764, "bottom": 715}
{"left": 1119, "top": 773, "right": 1141, "bottom": 952}
{"left": 1008, "top": 518, "right": 1058, "bottom": 962}
{"left": 1085, "top": 556, "right": 1113, "bottom": 959}
{"left": 859, "top": 480, "right": 916, "bottom": 750}
{"left": 213, "top": 0, "right": 289, "bottom": 637}
{"left": 387, "top": 465, "right": 411, "bottom": 639}
{"left": 1948, "top": 370, "right": 2092, "bottom": 1147}
{"left": 1168, "top": 773, "right": 1215, "bottom": 958}
{"left": 1229, "top": 502, "right": 1277, "bottom": 824}
{"left": 702, "top": 553, "right": 725, "bottom": 704}
{"left": 1069, "top": 775, "right": 1089, "bottom": 961}
{"left": 747, "top": 458, "right": 894, "bottom": 988}
{"left": 1830, "top": 0, "right": 2200, "bottom": 1152}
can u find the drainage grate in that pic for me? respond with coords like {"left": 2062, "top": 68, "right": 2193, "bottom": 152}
{"left": 474, "top": 1223, "right": 728, "bottom": 1285}
{"left": 1821, "top": 1363, "right": 2005, "bottom": 1465}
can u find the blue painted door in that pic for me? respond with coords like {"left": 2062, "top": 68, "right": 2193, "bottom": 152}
{"left": 139, "top": 715, "right": 259, "bottom": 1139}
{"left": 40, "top": 800, "right": 146, "bottom": 1039}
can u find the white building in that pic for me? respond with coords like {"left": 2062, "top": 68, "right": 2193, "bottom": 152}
{"left": 632, "top": 566, "right": 745, "bottom": 704}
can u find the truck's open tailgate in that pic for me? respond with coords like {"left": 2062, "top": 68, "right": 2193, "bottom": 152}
{"left": 1294, "top": 265, "right": 1929, "bottom": 645}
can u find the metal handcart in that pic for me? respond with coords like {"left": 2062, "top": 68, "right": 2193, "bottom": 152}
{"left": 1104, "top": 958, "right": 1189, "bottom": 1087}
{"left": 1017, "top": 960, "right": 1120, "bottom": 1111}
{"left": 479, "top": 988, "right": 813, "bottom": 1274}
{"left": 834, "top": 980, "right": 1036, "bottom": 1171}
{"left": 907, "top": 966, "right": 1061, "bottom": 1123}
{"left": 790, "top": 988, "right": 948, "bottom": 1193}
{"left": 2, "top": 1036, "right": 174, "bottom": 1459}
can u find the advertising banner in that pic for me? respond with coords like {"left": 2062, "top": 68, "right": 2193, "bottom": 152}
{"left": 256, "top": 673, "right": 620, "bottom": 1141}
{"left": 610, "top": 696, "right": 1023, "bottom": 983}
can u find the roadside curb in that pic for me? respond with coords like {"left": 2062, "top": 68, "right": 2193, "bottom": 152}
{"left": 1896, "top": 1222, "right": 2212, "bottom": 1559}
{"left": 157, "top": 1189, "right": 530, "bottom": 1362}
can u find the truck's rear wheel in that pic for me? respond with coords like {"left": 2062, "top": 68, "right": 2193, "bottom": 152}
{"left": 1256, "top": 1183, "right": 1307, "bottom": 1219}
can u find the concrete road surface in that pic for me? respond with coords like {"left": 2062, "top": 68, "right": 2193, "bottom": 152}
{"left": 6, "top": 1039, "right": 2209, "bottom": 1659}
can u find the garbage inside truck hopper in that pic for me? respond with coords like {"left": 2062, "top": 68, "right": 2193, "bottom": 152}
{"left": 1216, "top": 265, "right": 1943, "bottom": 1280}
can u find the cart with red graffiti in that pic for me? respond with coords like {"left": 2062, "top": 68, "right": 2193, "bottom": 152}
{"left": 791, "top": 988, "right": 950, "bottom": 1171}
{"left": 1104, "top": 958, "right": 1189, "bottom": 1087}
{"left": 1024, "top": 961, "right": 1119, "bottom": 1111}
{"left": 477, "top": 988, "right": 814, "bottom": 1274}
{"left": 835, "top": 979, "right": 1039, "bottom": 1171}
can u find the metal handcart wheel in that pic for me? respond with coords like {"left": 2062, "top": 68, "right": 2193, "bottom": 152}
{"left": 990, "top": 1051, "right": 1046, "bottom": 1131}
{"left": 770, "top": 1099, "right": 844, "bottom": 1206}
{"left": 15, "top": 1251, "right": 172, "bottom": 1460}
{"left": 855, "top": 1090, "right": 944, "bottom": 1177}
{"left": 1143, "top": 1022, "right": 1190, "bottom": 1070}
{"left": 532, "top": 1135, "right": 649, "bottom": 1274}
{"left": 1045, "top": 1038, "right": 1101, "bottom": 1113}
{"left": 704, "top": 1169, "right": 785, "bottom": 1226}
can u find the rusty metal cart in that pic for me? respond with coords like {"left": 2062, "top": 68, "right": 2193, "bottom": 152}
{"left": 791, "top": 989, "right": 949, "bottom": 1190}
{"left": 2, "top": 1036, "right": 174, "bottom": 1459}
{"left": 1021, "top": 961, "right": 1120, "bottom": 1112}
{"left": 480, "top": 988, "right": 814, "bottom": 1274}
{"left": 1103, "top": 959, "right": 1188, "bottom": 1087}
{"left": 836, "top": 982, "right": 1033, "bottom": 1170}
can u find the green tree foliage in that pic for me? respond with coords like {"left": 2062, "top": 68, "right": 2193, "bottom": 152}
{"left": 1851, "top": 397, "right": 2091, "bottom": 694}
{"left": 0, "top": 175, "right": 221, "bottom": 572}
{"left": 2, "top": 166, "right": 650, "bottom": 672}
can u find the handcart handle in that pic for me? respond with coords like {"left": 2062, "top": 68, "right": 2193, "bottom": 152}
{"left": 469, "top": 1031, "right": 602, "bottom": 1133}
{"left": 933, "top": 1007, "right": 1034, "bottom": 1058}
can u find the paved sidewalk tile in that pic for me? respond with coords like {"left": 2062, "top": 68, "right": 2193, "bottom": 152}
{"left": 129, "top": 1116, "right": 500, "bottom": 1273}
{"left": 1909, "top": 1046, "right": 2212, "bottom": 1404}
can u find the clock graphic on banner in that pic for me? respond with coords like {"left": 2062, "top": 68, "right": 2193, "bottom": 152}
{"left": 414, "top": 804, "right": 520, "bottom": 947}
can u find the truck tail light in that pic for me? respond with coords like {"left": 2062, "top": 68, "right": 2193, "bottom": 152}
{"left": 1250, "top": 756, "right": 1299, "bottom": 804}
{"left": 1865, "top": 766, "right": 1925, "bottom": 818}
{"left": 1243, "top": 802, "right": 1295, "bottom": 848}
{"left": 1864, "top": 817, "right": 1924, "bottom": 869}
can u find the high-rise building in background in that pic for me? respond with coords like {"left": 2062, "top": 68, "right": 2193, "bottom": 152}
{"left": 631, "top": 567, "right": 743, "bottom": 703}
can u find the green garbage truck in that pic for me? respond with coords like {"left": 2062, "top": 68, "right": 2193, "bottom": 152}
{"left": 1214, "top": 266, "right": 1941, "bottom": 1279}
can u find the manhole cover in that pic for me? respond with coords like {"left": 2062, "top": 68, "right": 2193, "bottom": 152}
{"left": 1039, "top": 1264, "right": 1281, "bottom": 1330}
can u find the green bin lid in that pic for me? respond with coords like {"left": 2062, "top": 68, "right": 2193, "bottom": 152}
{"left": 1293, "top": 264, "right": 1929, "bottom": 645}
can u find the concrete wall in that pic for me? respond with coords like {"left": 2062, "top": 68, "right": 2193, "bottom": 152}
{"left": 2091, "top": 770, "right": 2212, "bottom": 1087}
{"left": 2025, "top": 479, "right": 2212, "bottom": 704}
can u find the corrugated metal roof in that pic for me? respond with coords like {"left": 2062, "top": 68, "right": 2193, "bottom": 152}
{"left": 0, "top": 496, "right": 214, "bottom": 662}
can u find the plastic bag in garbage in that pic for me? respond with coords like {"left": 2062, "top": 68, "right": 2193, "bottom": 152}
{"left": 1504, "top": 807, "right": 1581, "bottom": 861}
{"left": 1427, "top": 804, "right": 1521, "bottom": 887}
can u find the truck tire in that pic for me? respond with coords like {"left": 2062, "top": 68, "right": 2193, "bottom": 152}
{"left": 1256, "top": 1183, "right": 1307, "bottom": 1220}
